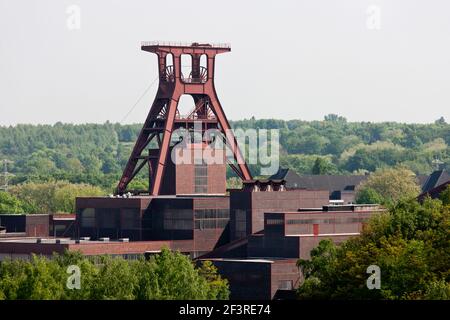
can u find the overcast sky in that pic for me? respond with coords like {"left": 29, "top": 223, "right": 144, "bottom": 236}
{"left": 0, "top": 0, "right": 449, "bottom": 125}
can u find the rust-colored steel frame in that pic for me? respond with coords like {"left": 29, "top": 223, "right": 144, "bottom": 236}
{"left": 116, "top": 42, "right": 252, "bottom": 195}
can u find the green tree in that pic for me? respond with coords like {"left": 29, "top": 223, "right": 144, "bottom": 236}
{"left": 355, "top": 167, "right": 421, "bottom": 204}
{"left": 0, "top": 255, "right": 66, "bottom": 300}
{"left": 297, "top": 197, "right": 450, "bottom": 300}
{"left": 439, "top": 185, "right": 450, "bottom": 206}
{"left": 312, "top": 157, "right": 336, "bottom": 175}
{"left": 198, "top": 260, "right": 229, "bottom": 300}
{"left": 226, "top": 177, "right": 242, "bottom": 189}
{"left": 0, "top": 191, "right": 24, "bottom": 214}
{"left": 324, "top": 114, "right": 347, "bottom": 123}
{"left": 434, "top": 116, "right": 447, "bottom": 125}
{"left": 10, "top": 181, "right": 104, "bottom": 214}
{"left": 53, "top": 183, "right": 104, "bottom": 213}
{"left": 0, "top": 249, "right": 230, "bottom": 300}
{"left": 91, "top": 256, "right": 138, "bottom": 300}
{"left": 1, "top": 120, "right": 449, "bottom": 189}
{"left": 355, "top": 187, "right": 384, "bottom": 204}
{"left": 149, "top": 248, "right": 211, "bottom": 299}
{"left": 62, "top": 157, "right": 85, "bottom": 175}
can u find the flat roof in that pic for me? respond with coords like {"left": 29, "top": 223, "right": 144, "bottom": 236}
{"left": 198, "top": 257, "right": 297, "bottom": 264}
{"left": 266, "top": 210, "right": 382, "bottom": 215}
{"left": 0, "top": 238, "right": 132, "bottom": 245}
{"left": 0, "top": 238, "right": 71, "bottom": 244}
{"left": 286, "top": 232, "right": 361, "bottom": 238}
{"left": 80, "top": 194, "right": 228, "bottom": 200}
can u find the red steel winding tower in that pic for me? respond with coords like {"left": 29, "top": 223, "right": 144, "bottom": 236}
{"left": 116, "top": 41, "right": 252, "bottom": 195}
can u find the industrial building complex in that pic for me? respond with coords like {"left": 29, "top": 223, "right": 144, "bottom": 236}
{"left": 0, "top": 42, "right": 449, "bottom": 300}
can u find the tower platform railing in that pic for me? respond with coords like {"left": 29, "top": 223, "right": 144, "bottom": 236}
{"left": 141, "top": 41, "right": 231, "bottom": 49}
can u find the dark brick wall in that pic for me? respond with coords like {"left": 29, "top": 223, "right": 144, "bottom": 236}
{"left": 76, "top": 197, "right": 148, "bottom": 241}
{"left": 270, "top": 260, "right": 301, "bottom": 297}
{"left": 247, "top": 234, "right": 300, "bottom": 258}
{"left": 0, "top": 214, "right": 51, "bottom": 237}
{"left": 283, "top": 211, "right": 374, "bottom": 236}
{"left": 251, "top": 190, "right": 329, "bottom": 234}
{"left": 230, "top": 189, "right": 329, "bottom": 240}
{"left": 229, "top": 191, "right": 252, "bottom": 241}
{"left": 75, "top": 196, "right": 230, "bottom": 254}
{"left": 193, "top": 197, "right": 230, "bottom": 250}
{"left": 0, "top": 215, "right": 26, "bottom": 233}
{"left": 207, "top": 260, "right": 272, "bottom": 300}
{"left": 204, "top": 259, "right": 300, "bottom": 300}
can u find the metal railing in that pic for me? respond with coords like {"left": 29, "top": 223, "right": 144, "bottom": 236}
{"left": 181, "top": 77, "right": 207, "bottom": 84}
{"left": 141, "top": 41, "right": 230, "bottom": 49}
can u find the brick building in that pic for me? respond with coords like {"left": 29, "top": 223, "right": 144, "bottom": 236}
{"left": 199, "top": 203, "right": 383, "bottom": 299}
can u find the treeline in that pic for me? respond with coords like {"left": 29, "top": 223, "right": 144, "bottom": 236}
{"left": 0, "top": 116, "right": 449, "bottom": 193}
{"left": 233, "top": 115, "right": 449, "bottom": 175}
{"left": 0, "top": 248, "right": 229, "bottom": 300}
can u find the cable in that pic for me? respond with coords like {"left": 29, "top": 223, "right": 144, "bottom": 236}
{"left": 119, "top": 75, "right": 159, "bottom": 124}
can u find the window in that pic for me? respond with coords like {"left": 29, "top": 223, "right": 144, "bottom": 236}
{"left": 266, "top": 218, "right": 284, "bottom": 225}
{"left": 121, "top": 209, "right": 140, "bottom": 229}
{"left": 194, "top": 208, "right": 229, "bottom": 229}
{"left": 194, "top": 162, "right": 208, "bottom": 193}
{"left": 81, "top": 208, "right": 95, "bottom": 228}
{"left": 163, "top": 209, "right": 193, "bottom": 230}
{"left": 234, "top": 209, "right": 247, "bottom": 238}
{"left": 97, "top": 208, "right": 119, "bottom": 229}
{"left": 217, "top": 209, "right": 230, "bottom": 219}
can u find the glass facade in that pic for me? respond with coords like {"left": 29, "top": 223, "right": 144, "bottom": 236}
{"left": 194, "top": 208, "right": 229, "bottom": 229}
{"left": 163, "top": 209, "right": 193, "bottom": 230}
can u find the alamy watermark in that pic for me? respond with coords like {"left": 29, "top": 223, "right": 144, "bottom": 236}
{"left": 66, "top": 265, "right": 81, "bottom": 290}
{"left": 366, "top": 5, "right": 381, "bottom": 30}
{"left": 170, "top": 122, "right": 279, "bottom": 176}
{"left": 366, "top": 265, "right": 381, "bottom": 289}
{"left": 66, "top": 5, "right": 81, "bottom": 31}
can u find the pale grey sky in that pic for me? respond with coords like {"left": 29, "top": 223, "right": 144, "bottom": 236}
{"left": 0, "top": 0, "right": 449, "bottom": 125}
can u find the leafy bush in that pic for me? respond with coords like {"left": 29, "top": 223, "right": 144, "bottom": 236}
{"left": 0, "top": 248, "right": 229, "bottom": 300}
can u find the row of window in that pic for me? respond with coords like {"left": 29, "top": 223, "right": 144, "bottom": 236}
{"left": 266, "top": 218, "right": 284, "bottom": 225}
{"left": 163, "top": 217, "right": 229, "bottom": 230}
{"left": 286, "top": 217, "right": 367, "bottom": 225}
{"left": 194, "top": 209, "right": 230, "bottom": 219}
{"left": 80, "top": 208, "right": 230, "bottom": 231}
{"left": 80, "top": 208, "right": 140, "bottom": 228}
{"left": 163, "top": 219, "right": 193, "bottom": 230}
{"left": 195, "top": 219, "right": 228, "bottom": 230}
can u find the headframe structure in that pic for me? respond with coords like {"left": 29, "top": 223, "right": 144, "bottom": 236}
{"left": 116, "top": 41, "right": 252, "bottom": 195}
